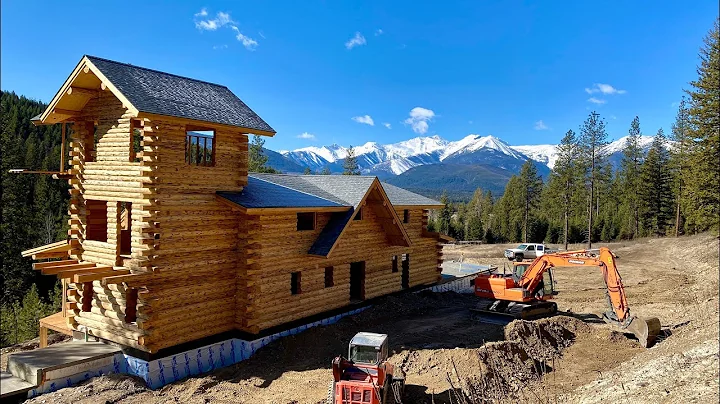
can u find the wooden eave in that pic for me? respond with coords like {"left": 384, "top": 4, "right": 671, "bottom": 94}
{"left": 34, "top": 56, "right": 138, "bottom": 126}
{"left": 392, "top": 204, "right": 444, "bottom": 210}
{"left": 324, "top": 179, "right": 412, "bottom": 258}
{"left": 137, "top": 112, "right": 276, "bottom": 137}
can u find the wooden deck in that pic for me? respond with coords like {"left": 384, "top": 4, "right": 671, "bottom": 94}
{"left": 39, "top": 312, "right": 73, "bottom": 348}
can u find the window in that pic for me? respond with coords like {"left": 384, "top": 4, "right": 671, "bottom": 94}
{"left": 130, "top": 120, "right": 143, "bottom": 163}
{"left": 392, "top": 255, "right": 398, "bottom": 273}
{"left": 297, "top": 212, "right": 316, "bottom": 231}
{"left": 325, "top": 266, "right": 334, "bottom": 288}
{"left": 185, "top": 129, "right": 215, "bottom": 166}
{"left": 125, "top": 288, "right": 138, "bottom": 323}
{"left": 86, "top": 200, "right": 108, "bottom": 242}
{"left": 119, "top": 202, "right": 132, "bottom": 255}
{"left": 527, "top": 245, "right": 535, "bottom": 251}
{"left": 403, "top": 209, "right": 409, "bottom": 224}
{"left": 291, "top": 272, "right": 302, "bottom": 295}
{"left": 353, "top": 207, "right": 363, "bottom": 221}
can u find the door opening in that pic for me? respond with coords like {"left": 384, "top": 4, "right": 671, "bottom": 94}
{"left": 350, "top": 261, "right": 365, "bottom": 301}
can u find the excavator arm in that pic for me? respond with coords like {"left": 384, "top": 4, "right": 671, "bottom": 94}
{"left": 516, "top": 247, "right": 661, "bottom": 347}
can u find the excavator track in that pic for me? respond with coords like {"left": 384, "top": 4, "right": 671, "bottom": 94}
{"left": 470, "top": 299, "right": 558, "bottom": 325}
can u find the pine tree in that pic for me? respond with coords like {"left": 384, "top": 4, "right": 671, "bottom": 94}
{"left": 669, "top": 97, "right": 692, "bottom": 236}
{"left": 620, "top": 116, "right": 644, "bottom": 238}
{"left": 248, "top": 135, "right": 277, "bottom": 173}
{"left": 342, "top": 146, "right": 360, "bottom": 175}
{"left": 579, "top": 112, "right": 609, "bottom": 247}
{"left": 320, "top": 167, "right": 331, "bottom": 175}
{"left": 518, "top": 160, "right": 543, "bottom": 242}
{"left": 303, "top": 167, "right": 312, "bottom": 175}
{"left": 547, "top": 130, "right": 582, "bottom": 249}
{"left": 639, "top": 129, "right": 673, "bottom": 236}
{"left": 684, "top": 20, "right": 720, "bottom": 232}
{"left": 438, "top": 191, "right": 452, "bottom": 235}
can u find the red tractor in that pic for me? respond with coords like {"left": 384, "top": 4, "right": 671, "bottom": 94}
{"left": 328, "top": 332, "right": 405, "bottom": 404}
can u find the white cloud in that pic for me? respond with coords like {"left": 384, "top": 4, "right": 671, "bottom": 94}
{"left": 351, "top": 115, "right": 375, "bottom": 126}
{"left": 231, "top": 26, "right": 258, "bottom": 50}
{"left": 375, "top": 29, "right": 383, "bottom": 36}
{"left": 587, "top": 97, "right": 607, "bottom": 104}
{"left": 258, "top": 31, "right": 266, "bottom": 39}
{"left": 383, "top": 122, "right": 392, "bottom": 129}
{"left": 212, "top": 44, "right": 228, "bottom": 50}
{"left": 297, "top": 132, "right": 316, "bottom": 140}
{"left": 404, "top": 107, "right": 435, "bottom": 134}
{"left": 585, "top": 83, "right": 626, "bottom": 95}
{"left": 195, "top": 10, "right": 233, "bottom": 31}
{"left": 534, "top": 120, "right": 549, "bottom": 130}
{"left": 345, "top": 32, "right": 367, "bottom": 49}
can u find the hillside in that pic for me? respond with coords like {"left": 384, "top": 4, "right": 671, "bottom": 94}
{"left": 384, "top": 163, "right": 513, "bottom": 200}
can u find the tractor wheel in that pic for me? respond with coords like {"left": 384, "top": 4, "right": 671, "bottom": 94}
{"left": 515, "top": 254, "right": 524, "bottom": 262}
{"left": 327, "top": 381, "right": 335, "bottom": 404}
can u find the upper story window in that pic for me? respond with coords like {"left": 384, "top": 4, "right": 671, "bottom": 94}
{"left": 403, "top": 209, "right": 410, "bottom": 223}
{"left": 297, "top": 212, "right": 316, "bottom": 231}
{"left": 185, "top": 129, "right": 215, "bottom": 166}
{"left": 130, "top": 120, "right": 143, "bottom": 162}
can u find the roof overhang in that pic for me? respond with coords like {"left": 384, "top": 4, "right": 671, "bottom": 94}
{"left": 215, "top": 194, "right": 350, "bottom": 214}
{"left": 34, "top": 56, "right": 138, "bottom": 126}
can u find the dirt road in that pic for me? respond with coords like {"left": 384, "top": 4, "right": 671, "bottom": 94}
{"left": 17, "top": 233, "right": 720, "bottom": 403}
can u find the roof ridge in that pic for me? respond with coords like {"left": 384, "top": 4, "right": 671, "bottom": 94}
{"left": 85, "top": 55, "right": 229, "bottom": 89}
{"left": 252, "top": 173, "right": 378, "bottom": 178}
{"left": 249, "top": 176, "right": 351, "bottom": 207}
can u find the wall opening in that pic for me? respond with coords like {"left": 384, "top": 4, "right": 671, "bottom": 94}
{"left": 392, "top": 255, "right": 398, "bottom": 273}
{"left": 350, "top": 261, "right": 365, "bottom": 301}
{"left": 81, "top": 282, "right": 93, "bottom": 312}
{"left": 291, "top": 271, "right": 302, "bottom": 295}
{"left": 130, "top": 120, "right": 143, "bottom": 163}
{"left": 403, "top": 209, "right": 410, "bottom": 224}
{"left": 401, "top": 253, "right": 410, "bottom": 289}
{"left": 353, "top": 207, "right": 363, "bottom": 221}
{"left": 325, "top": 266, "right": 334, "bottom": 288}
{"left": 185, "top": 129, "right": 215, "bottom": 166}
{"left": 124, "top": 288, "right": 138, "bottom": 323}
{"left": 119, "top": 202, "right": 132, "bottom": 256}
{"left": 86, "top": 200, "right": 108, "bottom": 242}
{"left": 297, "top": 212, "right": 316, "bottom": 231}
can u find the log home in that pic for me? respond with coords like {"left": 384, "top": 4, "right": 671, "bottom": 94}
{"left": 22, "top": 55, "right": 448, "bottom": 355}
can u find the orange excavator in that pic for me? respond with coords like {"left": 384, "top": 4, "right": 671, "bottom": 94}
{"left": 472, "top": 247, "right": 662, "bottom": 347}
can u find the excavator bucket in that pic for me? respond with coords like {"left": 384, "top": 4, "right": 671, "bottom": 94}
{"left": 625, "top": 316, "right": 662, "bottom": 348}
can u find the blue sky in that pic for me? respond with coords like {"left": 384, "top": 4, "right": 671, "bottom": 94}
{"left": 2, "top": 1, "right": 717, "bottom": 150}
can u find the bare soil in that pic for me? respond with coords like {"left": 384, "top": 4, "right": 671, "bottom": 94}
{"left": 15, "top": 233, "right": 720, "bottom": 404}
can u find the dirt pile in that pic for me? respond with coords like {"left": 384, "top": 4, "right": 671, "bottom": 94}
{"left": 444, "top": 317, "right": 589, "bottom": 403}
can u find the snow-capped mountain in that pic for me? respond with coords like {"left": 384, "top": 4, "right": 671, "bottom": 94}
{"left": 278, "top": 133, "right": 668, "bottom": 177}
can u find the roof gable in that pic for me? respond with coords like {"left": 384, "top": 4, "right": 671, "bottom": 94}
{"left": 35, "top": 56, "right": 275, "bottom": 135}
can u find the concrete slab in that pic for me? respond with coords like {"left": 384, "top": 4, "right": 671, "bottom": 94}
{"left": 7, "top": 341, "right": 121, "bottom": 386}
{"left": 0, "top": 371, "right": 35, "bottom": 399}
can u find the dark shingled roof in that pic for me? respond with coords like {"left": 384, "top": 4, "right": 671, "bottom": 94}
{"left": 86, "top": 56, "right": 275, "bottom": 133}
{"left": 217, "top": 177, "right": 346, "bottom": 209}
{"left": 217, "top": 174, "right": 441, "bottom": 257}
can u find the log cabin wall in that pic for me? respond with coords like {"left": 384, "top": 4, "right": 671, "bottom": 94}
{"left": 241, "top": 206, "right": 441, "bottom": 333}
{"left": 65, "top": 92, "right": 159, "bottom": 348}
{"left": 134, "top": 117, "right": 247, "bottom": 352}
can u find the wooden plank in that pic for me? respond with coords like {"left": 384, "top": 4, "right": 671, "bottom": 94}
{"left": 42, "top": 262, "right": 98, "bottom": 275}
{"left": 21, "top": 240, "right": 68, "bottom": 257}
{"left": 56, "top": 265, "right": 113, "bottom": 279}
{"left": 32, "top": 251, "right": 70, "bottom": 260}
{"left": 75, "top": 270, "right": 130, "bottom": 283}
{"left": 33, "top": 259, "right": 79, "bottom": 270}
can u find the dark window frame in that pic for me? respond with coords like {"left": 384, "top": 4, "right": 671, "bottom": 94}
{"left": 392, "top": 255, "right": 398, "bottom": 273}
{"left": 403, "top": 209, "right": 410, "bottom": 223}
{"left": 291, "top": 271, "right": 302, "bottom": 295}
{"left": 353, "top": 207, "right": 363, "bottom": 221}
{"left": 297, "top": 212, "right": 316, "bottom": 231}
{"left": 325, "top": 266, "right": 334, "bottom": 288}
{"left": 185, "top": 127, "right": 216, "bottom": 167}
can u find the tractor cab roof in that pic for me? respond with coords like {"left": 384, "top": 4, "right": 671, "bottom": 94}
{"left": 350, "top": 332, "right": 388, "bottom": 349}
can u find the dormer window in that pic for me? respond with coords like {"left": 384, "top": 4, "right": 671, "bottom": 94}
{"left": 185, "top": 128, "right": 215, "bottom": 166}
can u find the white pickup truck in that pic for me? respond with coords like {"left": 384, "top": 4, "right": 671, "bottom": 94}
{"left": 504, "top": 243, "right": 557, "bottom": 261}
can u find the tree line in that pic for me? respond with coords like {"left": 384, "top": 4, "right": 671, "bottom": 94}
{"left": 429, "top": 22, "right": 718, "bottom": 247}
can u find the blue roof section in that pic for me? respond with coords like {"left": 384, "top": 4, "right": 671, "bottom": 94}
{"left": 86, "top": 55, "right": 275, "bottom": 134}
{"left": 217, "top": 177, "right": 346, "bottom": 209}
{"left": 308, "top": 209, "right": 355, "bottom": 256}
